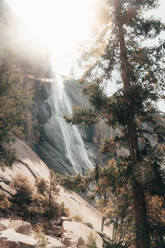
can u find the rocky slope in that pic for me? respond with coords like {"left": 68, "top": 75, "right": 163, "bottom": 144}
{"left": 0, "top": 139, "right": 113, "bottom": 247}
{"left": 0, "top": 219, "right": 104, "bottom": 248}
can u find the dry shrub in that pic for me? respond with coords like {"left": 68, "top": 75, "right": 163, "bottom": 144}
{"left": 35, "top": 178, "right": 48, "bottom": 195}
{"left": 0, "top": 198, "right": 11, "bottom": 212}
{"left": 72, "top": 215, "right": 82, "bottom": 222}
{"left": 86, "top": 233, "right": 98, "bottom": 248}
{"left": 28, "top": 193, "right": 60, "bottom": 219}
{"left": 10, "top": 174, "right": 33, "bottom": 205}
{"left": 59, "top": 202, "right": 70, "bottom": 217}
{"left": 35, "top": 231, "right": 48, "bottom": 248}
{"left": 4, "top": 174, "right": 62, "bottom": 221}
{"left": 28, "top": 194, "right": 49, "bottom": 217}
{"left": 44, "top": 200, "right": 60, "bottom": 219}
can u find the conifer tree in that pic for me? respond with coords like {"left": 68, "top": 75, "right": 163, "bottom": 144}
{"left": 65, "top": 0, "right": 165, "bottom": 247}
{"left": 0, "top": 53, "right": 30, "bottom": 166}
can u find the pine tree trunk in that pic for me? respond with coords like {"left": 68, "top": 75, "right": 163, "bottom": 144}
{"left": 115, "top": 1, "right": 150, "bottom": 247}
{"left": 127, "top": 119, "right": 150, "bottom": 248}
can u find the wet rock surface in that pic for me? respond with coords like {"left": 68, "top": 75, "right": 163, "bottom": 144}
{"left": 35, "top": 79, "right": 112, "bottom": 174}
{"left": 35, "top": 79, "right": 94, "bottom": 174}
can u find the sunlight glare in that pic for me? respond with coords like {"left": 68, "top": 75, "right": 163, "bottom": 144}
{"left": 6, "top": 0, "right": 96, "bottom": 76}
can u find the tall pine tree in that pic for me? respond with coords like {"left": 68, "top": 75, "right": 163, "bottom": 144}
{"left": 65, "top": 0, "right": 165, "bottom": 247}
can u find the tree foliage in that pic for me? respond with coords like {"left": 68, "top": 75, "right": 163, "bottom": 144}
{"left": 0, "top": 52, "right": 31, "bottom": 166}
{"left": 65, "top": 0, "right": 165, "bottom": 247}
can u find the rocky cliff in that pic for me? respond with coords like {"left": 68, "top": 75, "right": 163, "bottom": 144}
{"left": 34, "top": 79, "right": 113, "bottom": 175}
{"left": 0, "top": 0, "right": 52, "bottom": 148}
{"left": 0, "top": 0, "right": 112, "bottom": 175}
{"left": 0, "top": 139, "right": 113, "bottom": 247}
{"left": 0, "top": 5, "right": 114, "bottom": 246}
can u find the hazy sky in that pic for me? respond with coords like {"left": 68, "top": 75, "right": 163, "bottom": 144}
{"left": 152, "top": 0, "right": 165, "bottom": 22}
{"left": 6, "top": 0, "right": 165, "bottom": 112}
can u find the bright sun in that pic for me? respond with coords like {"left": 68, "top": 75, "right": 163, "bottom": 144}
{"left": 6, "top": 0, "right": 96, "bottom": 76}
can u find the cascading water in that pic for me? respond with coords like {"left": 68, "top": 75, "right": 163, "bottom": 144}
{"left": 43, "top": 73, "right": 93, "bottom": 173}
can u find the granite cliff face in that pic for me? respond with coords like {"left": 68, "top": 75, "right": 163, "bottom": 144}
{"left": 35, "top": 79, "right": 92, "bottom": 174}
{"left": 34, "top": 78, "right": 113, "bottom": 175}
{"left": 0, "top": 0, "right": 111, "bottom": 175}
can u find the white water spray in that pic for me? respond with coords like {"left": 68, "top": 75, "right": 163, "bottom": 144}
{"left": 45, "top": 71, "right": 93, "bottom": 173}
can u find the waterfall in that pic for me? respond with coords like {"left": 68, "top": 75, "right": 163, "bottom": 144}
{"left": 44, "top": 73, "right": 93, "bottom": 173}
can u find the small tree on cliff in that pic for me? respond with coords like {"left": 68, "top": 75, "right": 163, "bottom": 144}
{"left": 0, "top": 53, "right": 29, "bottom": 166}
{"left": 65, "top": 0, "right": 165, "bottom": 247}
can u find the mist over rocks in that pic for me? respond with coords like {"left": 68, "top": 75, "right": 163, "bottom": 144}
{"left": 34, "top": 78, "right": 113, "bottom": 174}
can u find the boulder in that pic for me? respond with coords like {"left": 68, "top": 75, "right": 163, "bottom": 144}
{"left": 0, "top": 228, "right": 38, "bottom": 248}
{"left": 0, "top": 224, "right": 6, "bottom": 231}
{"left": 8, "top": 220, "right": 33, "bottom": 235}
{"left": 0, "top": 218, "right": 11, "bottom": 229}
{"left": 48, "top": 218, "right": 62, "bottom": 237}
{"left": 44, "top": 235, "right": 65, "bottom": 248}
{"left": 0, "top": 239, "right": 20, "bottom": 248}
{"left": 0, "top": 139, "right": 50, "bottom": 189}
{"left": 50, "top": 217, "right": 62, "bottom": 227}
{"left": 46, "top": 226, "right": 62, "bottom": 237}
{"left": 62, "top": 220, "right": 103, "bottom": 248}
{"left": 0, "top": 182, "right": 16, "bottom": 196}
{"left": 57, "top": 187, "right": 113, "bottom": 238}
{"left": 0, "top": 189, "right": 11, "bottom": 199}
{"left": 13, "top": 139, "right": 50, "bottom": 183}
